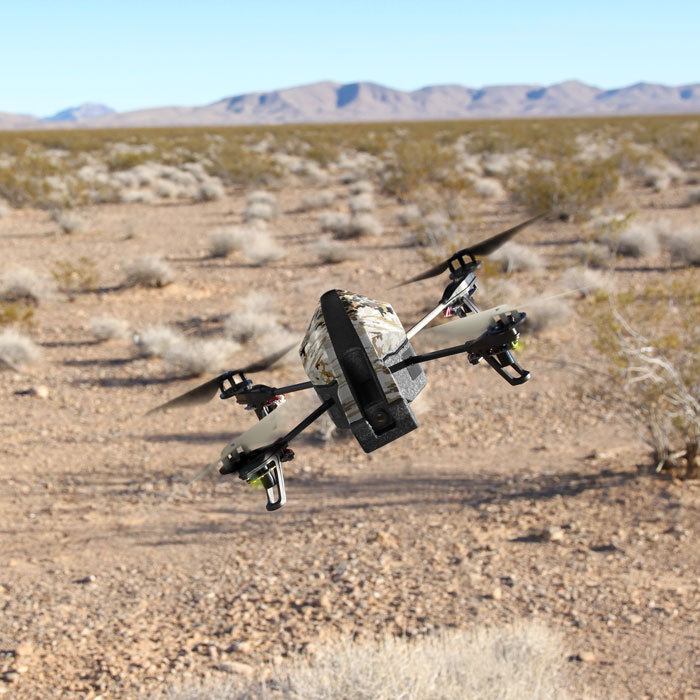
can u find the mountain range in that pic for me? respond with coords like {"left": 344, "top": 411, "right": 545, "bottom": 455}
{"left": 2, "top": 80, "right": 698, "bottom": 130}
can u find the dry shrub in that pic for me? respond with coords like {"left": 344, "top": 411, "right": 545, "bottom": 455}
{"left": 602, "top": 224, "right": 660, "bottom": 259}
{"left": 0, "top": 266, "right": 54, "bottom": 305}
{"left": 667, "top": 227, "right": 700, "bottom": 266}
{"left": 319, "top": 211, "right": 351, "bottom": 236}
{"left": 512, "top": 159, "right": 619, "bottom": 220}
{"left": 165, "top": 620, "right": 570, "bottom": 700}
{"left": 312, "top": 236, "right": 358, "bottom": 264}
{"left": 51, "top": 257, "right": 99, "bottom": 294}
{"left": 243, "top": 201, "right": 276, "bottom": 222}
{"left": 472, "top": 176, "right": 505, "bottom": 199}
{"left": 208, "top": 228, "right": 249, "bottom": 258}
{"left": 89, "top": 315, "right": 130, "bottom": 341}
{"left": 133, "top": 325, "right": 184, "bottom": 358}
{"left": 683, "top": 189, "right": 700, "bottom": 207}
{"left": 224, "top": 304, "right": 281, "bottom": 344}
{"left": 488, "top": 242, "right": 544, "bottom": 273}
{"left": 164, "top": 338, "right": 241, "bottom": 377}
{"left": 348, "top": 193, "right": 375, "bottom": 214}
{"left": 246, "top": 190, "right": 277, "bottom": 210}
{"left": 396, "top": 204, "right": 422, "bottom": 227}
{"left": 119, "top": 188, "right": 156, "bottom": 204}
{"left": 346, "top": 214, "right": 383, "bottom": 238}
{"left": 0, "top": 301, "right": 34, "bottom": 327}
{"left": 524, "top": 297, "right": 573, "bottom": 334}
{"left": 195, "top": 180, "right": 225, "bottom": 202}
{"left": 560, "top": 267, "right": 614, "bottom": 297}
{"left": 299, "top": 190, "right": 335, "bottom": 211}
{"left": 0, "top": 329, "right": 41, "bottom": 369}
{"left": 241, "top": 230, "right": 286, "bottom": 266}
{"left": 52, "top": 209, "right": 85, "bottom": 234}
{"left": 570, "top": 242, "right": 610, "bottom": 269}
{"left": 122, "top": 255, "right": 174, "bottom": 288}
{"left": 0, "top": 201, "right": 10, "bottom": 218}
{"left": 348, "top": 179, "right": 373, "bottom": 195}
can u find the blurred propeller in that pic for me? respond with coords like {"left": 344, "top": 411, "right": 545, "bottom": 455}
{"left": 146, "top": 342, "right": 297, "bottom": 415}
{"left": 421, "top": 304, "right": 522, "bottom": 343}
{"left": 394, "top": 213, "right": 545, "bottom": 288}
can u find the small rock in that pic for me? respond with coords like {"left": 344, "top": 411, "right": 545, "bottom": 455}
{"left": 74, "top": 575, "right": 96, "bottom": 584}
{"left": 219, "top": 661, "right": 255, "bottom": 677}
{"left": 31, "top": 385, "right": 49, "bottom": 399}
{"left": 628, "top": 614, "right": 643, "bottom": 625}
{"left": 492, "top": 587, "right": 503, "bottom": 601}
{"left": 15, "top": 643, "right": 33, "bottom": 658}
{"left": 579, "top": 650, "right": 597, "bottom": 663}
{"left": 1, "top": 671, "right": 20, "bottom": 684}
{"left": 545, "top": 527, "right": 565, "bottom": 542}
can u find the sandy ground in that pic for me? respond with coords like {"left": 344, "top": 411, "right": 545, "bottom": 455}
{"left": 1, "top": 178, "right": 699, "bottom": 699}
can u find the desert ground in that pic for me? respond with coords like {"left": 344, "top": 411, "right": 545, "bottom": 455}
{"left": 0, "top": 119, "right": 699, "bottom": 698}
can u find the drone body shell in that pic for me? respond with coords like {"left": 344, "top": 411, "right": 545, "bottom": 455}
{"left": 300, "top": 290, "right": 426, "bottom": 452}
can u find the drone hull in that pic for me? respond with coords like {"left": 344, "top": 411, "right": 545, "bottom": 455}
{"left": 300, "top": 290, "right": 426, "bottom": 452}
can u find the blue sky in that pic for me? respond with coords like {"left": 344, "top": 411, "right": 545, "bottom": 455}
{"left": 2, "top": 0, "right": 697, "bottom": 116}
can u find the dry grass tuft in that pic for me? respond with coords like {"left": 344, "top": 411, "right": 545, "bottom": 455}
{"left": 570, "top": 242, "right": 611, "bottom": 269}
{"left": 346, "top": 214, "right": 383, "bottom": 238}
{"left": 607, "top": 225, "right": 660, "bottom": 258}
{"left": 195, "top": 180, "right": 225, "bottom": 202}
{"left": 89, "top": 316, "right": 130, "bottom": 341}
{"left": 667, "top": 227, "right": 700, "bottom": 266}
{"left": 240, "top": 230, "right": 286, "bottom": 266}
{"left": 165, "top": 620, "right": 571, "bottom": 700}
{"left": 208, "top": 228, "right": 249, "bottom": 258}
{"left": 52, "top": 209, "right": 85, "bottom": 234}
{"left": 133, "top": 325, "right": 184, "bottom": 358}
{"left": 224, "top": 312, "right": 281, "bottom": 344}
{"left": 348, "top": 193, "right": 376, "bottom": 214}
{"left": 164, "top": 338, "right": 241, "bottom": 377}
{"left": 396, "top": 204, "right": 422, "bottom": 227}
{"left": 0, "top": 266, "right": 54, "bottom": 305}
{"left": 560, "top": 267, "right": 614, "bottom": 297}
{"left": 488, "top": 242, "right": 544, "bottom": 273}
{"left": 319, "top": 211, "right": 352, "bottom": 236}
{"left": 472, "top": 176, "right": 506, "bottom": 199}
{"left": 683, "top": 189, "right": 700, "bottom": 207}
{"left": 122, "top": 255, "right": 175, "bottom": 288}
{"left": 0, "top": 329, "right": 41, "bottom": 370}
{"left": 524, "top": 297, "right": 573, "bottom": 334}
{"left": 312, "top": 236, "right": 358, "bottom": 264}
{"left": 348, "top": 180, "right": 373, "bottom": 195}
{"left": 299, "top": 190, "right": 336, "bottom": 211}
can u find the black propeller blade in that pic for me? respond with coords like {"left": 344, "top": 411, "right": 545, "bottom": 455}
{"left": 147, "top": 342, "right": 297, "bottom": 414}
{"left": 395, "top": 213, "right": 545, "bottom": 287}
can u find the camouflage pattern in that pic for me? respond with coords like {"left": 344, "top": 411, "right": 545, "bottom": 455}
{"left": 300, "top": 290, "right": 408, "bottom": 423}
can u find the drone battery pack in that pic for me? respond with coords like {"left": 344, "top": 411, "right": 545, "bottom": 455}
{"left": 301, "top": 289, "right": 426, "bottom": 453}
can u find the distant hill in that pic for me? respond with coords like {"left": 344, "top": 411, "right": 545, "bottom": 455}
{"left": 1, "top": 81, "right": 698, "bottom": 130}
{"left": 43, "top": 103, "right": 116, "bottom": 122}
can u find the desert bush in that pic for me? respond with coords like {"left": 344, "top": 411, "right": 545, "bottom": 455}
{"left": 667, "top": 227, "right": 700, "bottom": 266}
{"left": 348, "top": 193, "right": 376, "bottom": 214}
{"left": 560, "top": 267, "right": 614, "bottom": 297}
{"left": 51, "top": 257, "right": 99, "bottom": 294}
{"left": 0, "top": 201, "right": 10, "bottom": 218}
{"left": 319, "top": 211, "right": 352, "bottom": 236}
{"left": 246, "top": 190, "right": 277, "bottom": 209}
{"left": 312, "top": 236, "right": 358, "bottom": 264}
{"left": 165, "top": 620, "right": 570, "bottom": 700}
{"left": 612, "top": 225, "right": 660, "bottom": 258}
{"left": 243, "top": 201, "right": 276, "bottom": 222}
{"left": 523, "top": 297, "right": 573, "bottom": 334}
{"left": 194, "top": 180, "right": 225, "bottom": 202}
{"left": 0, "top": 266, "right": 54, "bottom": 305}
{"left": 51, "top": 209, "right": 85, "bottom": 234}
{"left": 0, "top": 301, "right": 34, "bottom": 327}
{"left": 593, "top": 287, "right": 700, "bottom": 477}
{"left": 348, "top": 179, "right": 373, "bottom": 195}
{"left": 164, "top": 338, "right": 241, "bottom": 377}
{"left": 0, "top": 329, "right": 41, "bottom": 369}
{"left": 345, "top": 214, "right": 383, "bottom": 238}
{"left": 134, "top": 325, "right": 184, "bottom": 358}
{"left": 122, "top": 254, "right": 175, "bottom": 288}
{"left": 241, "top": 230, "right": 286, "bottom": 266}
{"left": 570, "top": 242, "right": 611, "bottom": 269}
{"left": 224, "top": 304, "right": 281, "bottom": 343}
{"left": 683, "top": 189, "right": 700, "bottom": 207}
{"left": 118, "top": 188, "right": 157, "bottom": 204}
{"left": 511, "top": 158, "right": 619, "bottom": 220}
{"left": 472, "top": 176, "right": 506, "bottom": 199}
{"left": 488, "top": 242, "right": 544, "bottom": 273}
{"left": 89, "top": 315, "right": 130, "bottom": 341}
{"left": 208, "top": 228, "right": 249, "bottom": 258}
{"left": 299, "top": 190, "right": 335, "bottom": 211}
{"left": 396, "top": 203, "right": 422, "bottom": 226}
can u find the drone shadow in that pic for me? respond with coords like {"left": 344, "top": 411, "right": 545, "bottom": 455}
{"left": 72, "top": 374, "right": 192, "bottom": 389}
{"left": 144, "top": 431, "right": 235, "bottom": 444}
{"left": 136, "top": 465, "right": 646, "bottom": 546}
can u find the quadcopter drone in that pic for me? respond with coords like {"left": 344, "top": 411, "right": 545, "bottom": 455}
{"left": 149, "top": 215, "right": 543, "bottom": 511}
